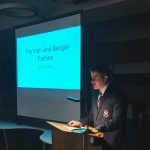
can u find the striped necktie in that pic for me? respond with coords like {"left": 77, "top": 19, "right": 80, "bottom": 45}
{"left": 97, "top": 94, "right": 102, "bottom": 108}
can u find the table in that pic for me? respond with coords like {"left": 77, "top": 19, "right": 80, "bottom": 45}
{"left": 0, "top": 121, "right": 52, "bottom": 150}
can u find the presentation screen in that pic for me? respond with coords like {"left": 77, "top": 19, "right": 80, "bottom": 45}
{"left": 15, "top": 14, "right": 81, "bottom": 122}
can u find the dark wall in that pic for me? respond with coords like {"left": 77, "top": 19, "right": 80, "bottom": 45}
{"left": 0, "top": 29, "right": 16, "bottom": 120}
{"left": 83, "top": 12, "right": 150, "bottom": 150}
{"left": 1, "top": 12, "right": 150, "bottom": 120}
{"left": 0, "top": 12, "right": 150, "bottom": 150}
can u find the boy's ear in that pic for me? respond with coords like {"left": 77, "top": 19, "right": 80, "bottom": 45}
{"left": 103, "top": 75, "right": 109, "bottom": 83}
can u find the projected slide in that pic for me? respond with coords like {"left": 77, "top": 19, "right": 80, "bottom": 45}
{"left": 17, "top": 26, "right": 80, "bottom": 89}
{"left": 16, "top": 14, "right": 81, "bottom": 122}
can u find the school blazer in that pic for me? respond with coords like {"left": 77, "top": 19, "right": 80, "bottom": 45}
{"left": 81, "top": 85, "right": 126, "bottom": 150}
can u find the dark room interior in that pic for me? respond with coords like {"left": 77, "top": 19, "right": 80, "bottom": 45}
{"left": 0, "top": 0, "right": 150, "bottom": 150}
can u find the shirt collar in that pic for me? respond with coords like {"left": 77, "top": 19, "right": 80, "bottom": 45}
{"left": 99, "top": 84, "right": 109, "bottom": 96}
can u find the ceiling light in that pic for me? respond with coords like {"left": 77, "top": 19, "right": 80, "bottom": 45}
{"left": 0, "top": 2, "right": 38, "bottom": 18}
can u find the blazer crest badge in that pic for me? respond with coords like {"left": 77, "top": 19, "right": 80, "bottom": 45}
{"left": 103, "top": 109, "right": 109, "bottom": 117}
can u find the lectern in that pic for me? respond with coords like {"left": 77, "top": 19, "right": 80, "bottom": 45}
{"left": 47, "top": 121, "right": 103, "bottom": 150}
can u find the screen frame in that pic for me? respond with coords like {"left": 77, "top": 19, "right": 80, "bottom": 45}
{"left": 14, "top": 11, "right": 84, "bottom": 127}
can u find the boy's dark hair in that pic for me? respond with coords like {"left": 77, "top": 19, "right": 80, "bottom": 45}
{"left": 89, "top": 64, "right": 112, "bottom": 81}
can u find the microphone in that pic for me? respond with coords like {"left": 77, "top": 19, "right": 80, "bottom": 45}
{"left": 67, "top": 96, "right": 80, "bottom": 102}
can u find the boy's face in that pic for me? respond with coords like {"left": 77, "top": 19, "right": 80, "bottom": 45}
{"left": 90, "top": 71, "right": 108, "bottom": 90}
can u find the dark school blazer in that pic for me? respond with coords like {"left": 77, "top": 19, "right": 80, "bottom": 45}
{"left": 81, "top": 85, "right": 126, "bottom": 150}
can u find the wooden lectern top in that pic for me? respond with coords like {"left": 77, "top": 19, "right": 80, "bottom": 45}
{"left": 47, "top": 121, "right": 78, "bottom": 132}
{"left": 46, "top": 121, "right": 104, "bottom": 138}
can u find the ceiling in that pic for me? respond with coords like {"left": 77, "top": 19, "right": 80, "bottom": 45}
{"left": 0, "top": 0, "right": 150, "bottom": 32}
{"left": 0, "top": 0, "right": 150, "bottom": 46}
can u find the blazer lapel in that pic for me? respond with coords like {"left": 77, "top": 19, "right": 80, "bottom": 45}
{"left": 95, "top": 96, "right": 105, "bottom": 120}
{"left": 95, "top": 86, "right": 111, "bottom": 120}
